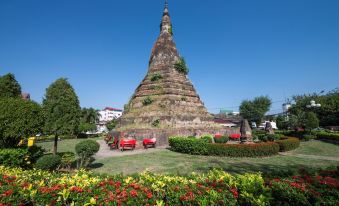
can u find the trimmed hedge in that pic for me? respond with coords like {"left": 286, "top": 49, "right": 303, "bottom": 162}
{"left": 315, "top": 132, "right": 339, "bottom": 141}
{"left": 276, "top": 137, "right": 300, "bottom": 152}
{"left": 206, "top": 142, "right": 279, "bottom": 157}
{"left": 169, "top": 137, "right": 280, "bottom": 157}
{"left": 35, "top": 154, "right": 61, "bottom": 170}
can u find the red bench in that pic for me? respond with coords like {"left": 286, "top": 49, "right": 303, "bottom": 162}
{"left": 143, "top": 138, "right": 156, "bottom": 149}
{"left": 119, "top": 139, "right": 137, "bottom": 151}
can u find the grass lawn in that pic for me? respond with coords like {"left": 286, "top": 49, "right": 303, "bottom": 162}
{"left": 288, "top": 140, "right": 339, "bottom": 157}
{"left": 37, "top": 139, "right": 339, "bottom": 175}
{"left": 92, "top": 140, "right": 339, "bottom": 175}
{"left": 36, "top": 137, "right": 100, "bottom": 153}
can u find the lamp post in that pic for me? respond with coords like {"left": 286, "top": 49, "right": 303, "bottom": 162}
{"left": 306, "top": 100, "right": 321, "bottom": 108}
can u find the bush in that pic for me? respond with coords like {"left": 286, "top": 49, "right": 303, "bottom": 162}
{"left": 315, "top": 131, "right": 339, "bottom": 141}
{"left": 169, "top": 137, "right": 279, "bottom": 157}
{"left": 150, "top": 73, "right": 162, "bottom": 81}
{"left": 174, "top": 57, "right": 189, "bottom": 74}
{"left": 201, "top": 135, "right": 213, "bottom": 143}
{"left": 207, "top": 142, "right": 279, "bottom": 157}
{"left": 57, "top": 152, "right": 75, "bottom": 170}
{"left": 302, "top": 134, "right": 316, "bottom": 141}
{"left": 35, "top": 154, "right": 61, "bottom": 170}
{"left": 169, "top": 137, "right": 208, "bottom": 155}
{"left": 75, "top": 140, "right": 100, "bottom": 168}
{"left": 276, "top": 137, "right": 300, "bottom": 152}
{"left": 214, "top": 135, "right": 229, "bottom": 143}
{"left": 0, "top": 146, "right": 44, "bottom": 168}
{"left": 142, "top": 96, "right": 153, "bottom": 106}
{"left": 0, "top": 148, "right": 29, "bottom": 168}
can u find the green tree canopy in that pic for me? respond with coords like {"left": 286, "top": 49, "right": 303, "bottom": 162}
{"left": 239, "top": 96, "right": 272, "bottom": 124}
{"left": 305, "top": 112, "right": 319, "bottom": 130}
{"left": 79, "top": 108, "right": 100, "bottom": 133}
{"left": 0, "top": 98, "right": 44, "bottom": 148}
{"left": 43, "top": 78, "right": 81, "bottom": 154}
{"left": 0, "top": 73, "right": 22, "bottom": 98}
{"left": 289, "top": 89, "right": 339, "bottom": 126}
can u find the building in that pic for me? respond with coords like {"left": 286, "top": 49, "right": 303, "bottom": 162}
{"left": 98, "top": 107, "right": 123, "bottom": 122}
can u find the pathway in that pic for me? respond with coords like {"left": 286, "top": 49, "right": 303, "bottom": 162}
{"left": 95, "top": 140, "right": 167, "bottom": 159}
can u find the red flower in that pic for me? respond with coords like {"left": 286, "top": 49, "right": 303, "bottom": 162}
{"left": 1, "top": 189, "right": 13, "bottom": 197}
{"left": 70, "top": 186, "right": 83, "bottom": 193}
{"left": 130, "top": 189, "right": 138, "bottom": 197}
{"left": 230, "top": 187, "right": 238, "bottom": 199}
{"left": 146, "top": 192, "right": 153, "bottom": 199}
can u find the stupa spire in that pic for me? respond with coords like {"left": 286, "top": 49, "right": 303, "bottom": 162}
{"left": 160, "top": 0, "right": 171, "bottom": 34}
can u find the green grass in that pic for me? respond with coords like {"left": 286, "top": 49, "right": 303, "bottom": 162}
{"left": 36, "top": 137, "right": 100, "bottom": 154}
{"left": 92, "top": 149, "right": 338, "bottom": 175}
{"left": 37, "top": 139, "right": 339, "bottom": 175}
{"left": 289, "top": 140, "right": 339, "bottom": 157}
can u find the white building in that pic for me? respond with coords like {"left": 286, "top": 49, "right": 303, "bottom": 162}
{"left": 96, "top": 107, "right": 123, "bottom": 133}
{"left": 98, "top": 107, "right": 123, "bottom": 122}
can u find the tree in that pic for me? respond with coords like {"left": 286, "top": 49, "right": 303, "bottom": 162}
{"left": 43, "top": 78, "right": 81, "bottom": 155}
{"left": 239, "top": 96, "right": 272, "bottom": 124}
{"left": 79, "top": 108, "right": 100, "bottom": 133}
{"left": 0, "top": 73, "right": 22, "bottom": 98}
{"left": 289, "top": 89, "right": 339, "bottom": 126}
{"left": 276, "top": 115, "right": 288, "bottom": 130}
{"left": 0, "top": 98, "right": 44, "bottom": 148}
{"left": 305, "top": 112, "right": 319, "bottom": 131}
{"left": 107, "top": 119, "right": 118, "bottom": 131}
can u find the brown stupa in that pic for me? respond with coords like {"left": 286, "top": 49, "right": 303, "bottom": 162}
{"left": 116, "top": 2, "right": 223, "bottom": 144}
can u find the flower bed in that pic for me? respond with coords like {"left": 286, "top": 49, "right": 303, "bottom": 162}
{"left": 1, "top": 166, "right": 338, "bottom": 206}
{"left": 169, "top": 137, "right": 280, "bottom": 157}
{"left": 276, "top": 137, "right": 300, "bottom": 152}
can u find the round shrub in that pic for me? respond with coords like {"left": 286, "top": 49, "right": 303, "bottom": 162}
{"left": 201, "top": 135, "right": 213, "bottom": 143}
{"left": 214, "top": 135, "right": 229, "bottom": 143}
{"left": 276, "top": 137, "right": 300, "bottom": 152}
{"left": 0, "top": 148, "right": 29, "bottom": 168}
{"left": 75, "top": 140, "right": 100, "bottom": 168}
{"left": 75, "top": 140, "right": 100, "bottom": 157}
{"left": 35, "top": 154, "right": 61, "bottom": 170}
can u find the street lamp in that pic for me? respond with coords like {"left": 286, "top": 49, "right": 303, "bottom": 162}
{"left": 306, "top": 100, "right": 321, "bottom": 108}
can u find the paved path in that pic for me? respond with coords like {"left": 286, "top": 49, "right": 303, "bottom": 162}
{"left": 95, "top": 140, "right": 167, "bottom": 159}
{"left": 279, "top": 152, "right": 339, "bottom": 161}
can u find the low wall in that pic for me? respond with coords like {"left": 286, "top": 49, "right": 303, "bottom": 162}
{"left": 117, "top": 127, "right": 239, "bottom": 147}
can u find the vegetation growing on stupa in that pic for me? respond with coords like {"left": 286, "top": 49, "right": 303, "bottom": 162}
{"left": 174, "top": 57, "right": 189, "bottom": 75}
{"left": 150, "top": 73, "right": 163, "bottom": 81}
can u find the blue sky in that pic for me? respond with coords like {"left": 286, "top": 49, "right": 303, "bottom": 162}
{"left": 0, "top": 0, "right": 338, "bottom": 114}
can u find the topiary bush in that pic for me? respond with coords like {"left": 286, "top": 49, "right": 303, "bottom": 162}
{"left": 57, "top": 152, "right": 75, "bottom": 170}
{"left": 276, "top": 137, "right": 300, "bottom": 152}
{"left": 302, "top": 134, "right": 316, "bottom": 141}
{"left": 201, "top": 135, "right": 213, "bottom": 143}
{"left": 214, "top": 135, "right": 229, "bottom": 143}
{"left": 75, "top": 140, "right": 100, "bottom": 168}
{"left": 35, "top": 154, "right": 61, "bottom": 171}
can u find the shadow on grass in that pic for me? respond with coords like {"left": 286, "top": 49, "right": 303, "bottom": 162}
{"left": 195, "top": 161, "right": 328, "bottom": 178}
{"left": 89, "top": 163, "right": 104, "bottom": 169}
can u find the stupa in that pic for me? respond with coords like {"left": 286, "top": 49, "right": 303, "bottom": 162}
{"left": 116, "top": 1, "right": 226, "bottom": 145}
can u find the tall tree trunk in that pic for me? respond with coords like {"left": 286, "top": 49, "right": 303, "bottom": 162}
{"left": 53, "top": 133, "right": 58, "bottom": 155}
